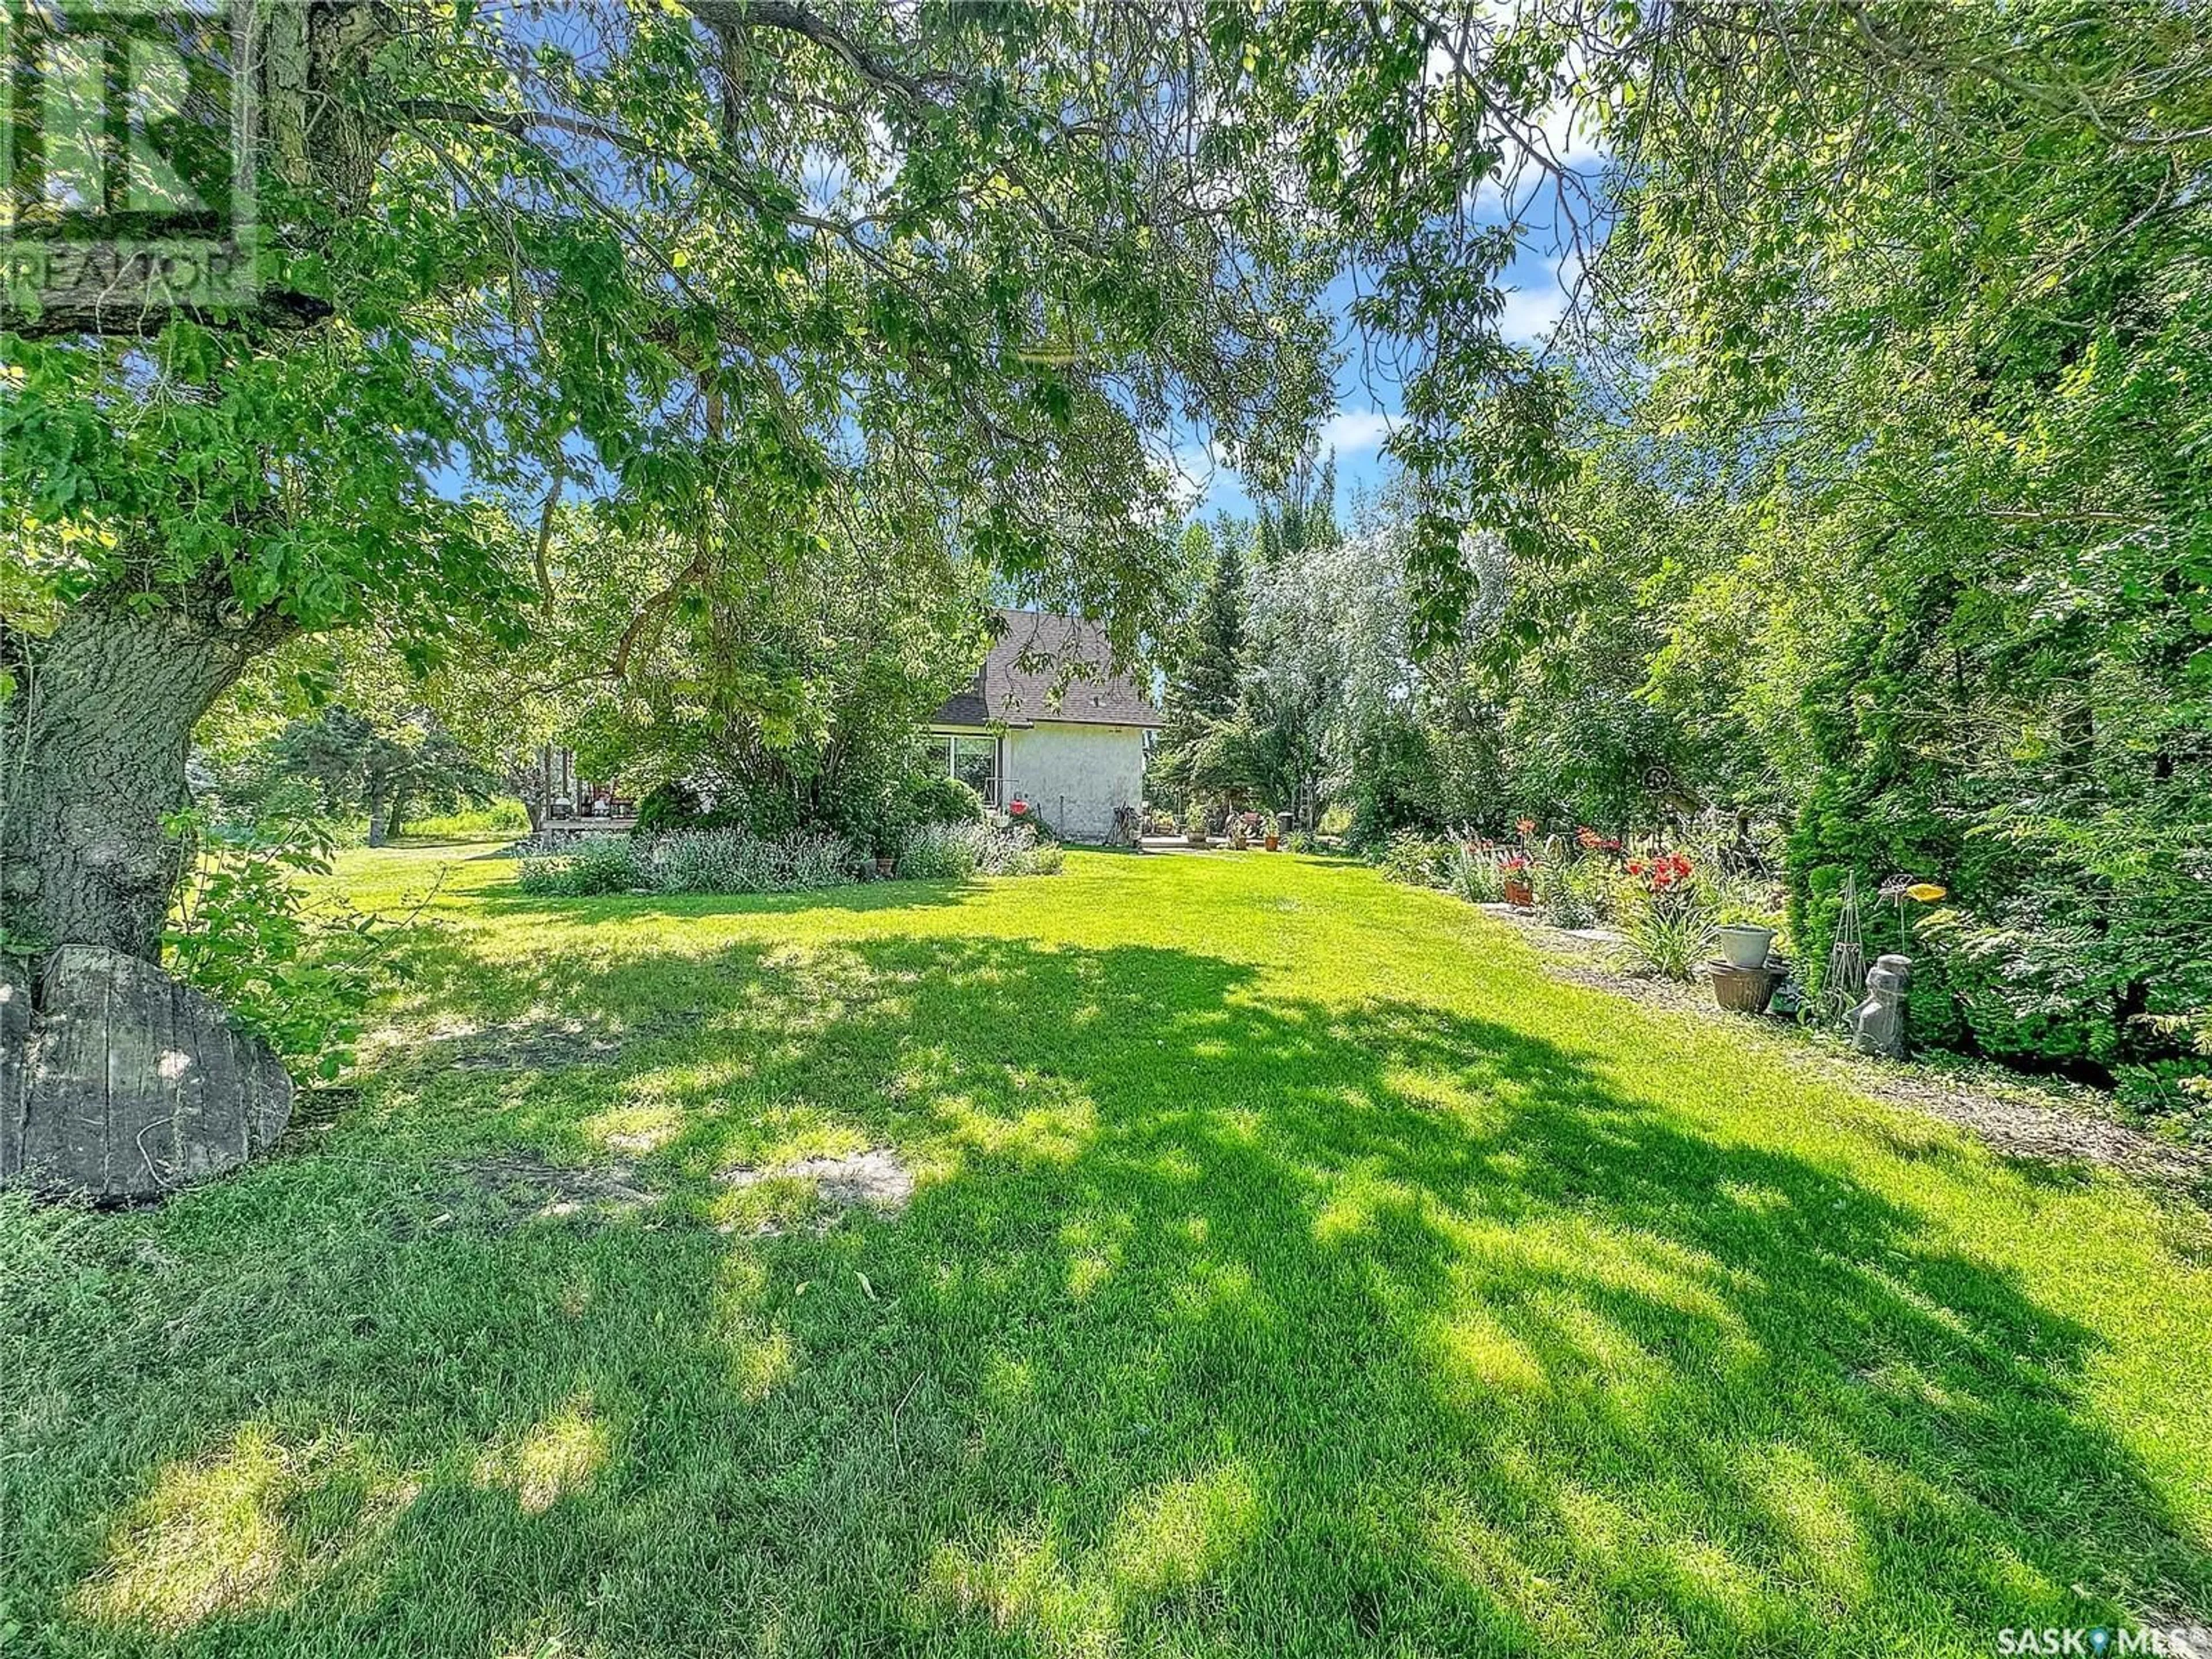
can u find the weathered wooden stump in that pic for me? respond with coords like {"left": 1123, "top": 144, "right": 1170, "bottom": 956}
{"left": 0, "top": 946, "right": 292, "bottom": 1201}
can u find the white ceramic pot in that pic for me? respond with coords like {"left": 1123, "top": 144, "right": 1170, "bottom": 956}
{"left": 1715, "top": 924, "right": 1775, "bottom": 969}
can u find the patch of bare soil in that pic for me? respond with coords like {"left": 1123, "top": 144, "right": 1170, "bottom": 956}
{"left": 717, "top": 1148, "right": 914, "bottom": 1236}
{"left": 393, "top": 1156, "right": 661, "bottom": 1237}
{"left": 398, "top": 1010, "right": 707, "bottom": 1074}
{"left": 278, "top": 1086, "right": 360, "bottom": 1145}
{"left": 1487, "top": 906, "right": 2212, "bottom": 1205}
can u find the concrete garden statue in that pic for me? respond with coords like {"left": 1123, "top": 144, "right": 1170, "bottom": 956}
{"left": 1850, "top": 954, "right": 1914, "bottom": 1059}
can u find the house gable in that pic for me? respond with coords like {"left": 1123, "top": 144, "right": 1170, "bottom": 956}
{"left": 927, "top": 611, "right": 1162, "bottom": 730}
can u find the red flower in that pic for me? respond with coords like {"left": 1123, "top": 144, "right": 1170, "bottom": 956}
{"left": 1009, "top": 799, "right": 1029, "bottom": 816}
{"left": 1626, "top": 858, "right": 1647, "bottom": 876}
{"left": 1516, "top": 818, "right": 1536, "bottom": 837}
{"left": 1577, "top": 826, "right": 1604, "bottom": 850}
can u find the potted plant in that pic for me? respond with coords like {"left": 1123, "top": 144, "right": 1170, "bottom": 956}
{"left": 1184, "top": 796, "right": 1210, "bottom": 847}
{"left": 1497, "top": 817, "right": 1540, "bottom": 906}
{"left": 1501, "top": 853, "right": 1533, "bottom": 908}
{"left": 1264, "top": 814, "right": 1281, "bottom": 853}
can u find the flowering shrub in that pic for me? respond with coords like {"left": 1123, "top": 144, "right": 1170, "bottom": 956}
{"left": 517, "top": 829, "right": 860, "bottom": 896}
{"left": 1377, "top": 830, "right": 1455, "bottom": 887}
{"left": 1625, "top": 851, "right": 1695, "bottom": 892}
{"left": 979, "top": 823, "right": 1063, "bottom": 876}
{"left": 1615, "top": 849, "right": 1713, "bottom": 979}
{"left": 1376, "top": 819, "right": 1761, "bottom": 958}
{"left": 1445, "top": 841, "right": 1505, "bottom": 903}
{"left": 665, "top": 828, "right": 854, "bottom": 892}
{"left": 896, "top": 821, "right": 980, "bottom": 880}
{"left": 896, "top": 820, "right": 1062, "bottom": 879}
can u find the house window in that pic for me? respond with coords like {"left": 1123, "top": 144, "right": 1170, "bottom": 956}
{"left": 952, "top": 734, "right": 999, "bottom": 806}
{"left": 927, "top": 731, "right": 999, "bottom": 806}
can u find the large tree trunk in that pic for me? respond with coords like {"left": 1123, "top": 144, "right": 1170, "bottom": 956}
{"left": 519, "top": 745, "right": 554, "bottom": 835}
{"left": 3, "top": 587, "right": 304, "bottom": 1200}
{"left": 1, "top": 585, "right": 293, "bottom": 961}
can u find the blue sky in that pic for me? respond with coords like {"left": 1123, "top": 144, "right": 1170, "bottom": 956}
{"left": 418, "top": 14, "right": 1608, "bottom": 533}
{"left": 1179, "top": 112, "right": 1604, "bottom": 526}
{"left": 1180, "top": 236, "right": 1581, "bottom": 520}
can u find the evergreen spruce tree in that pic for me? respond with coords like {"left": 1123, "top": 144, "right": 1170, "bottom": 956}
{"left": 1152, "top": 524, "right": 1250, "bottom": 808}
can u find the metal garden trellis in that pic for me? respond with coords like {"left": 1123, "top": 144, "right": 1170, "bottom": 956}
{"left": 1821, "top": 870, "right": 1867, "bottom": 1021}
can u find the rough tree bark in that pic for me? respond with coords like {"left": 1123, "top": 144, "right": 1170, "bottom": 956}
{"left": 3, "top": 4, "right": 419, "bottom": 1200}
{"left": 1, "top": 586, "right": 301, "bottom": 1200}
{"left": 1, "top": 946, "right": 293, "bottom": 1199}
{"left": 365, "top": 778, "right": 393, "bottom": 848}
{"left": 0, "top": 0, "right": 396, "bottom": 951}
{"left": 1, "top": 584, "right": 295, "bottom": 961}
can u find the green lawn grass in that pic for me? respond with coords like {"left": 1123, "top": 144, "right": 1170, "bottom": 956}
{"left": 6, "top": 847, "right": 2209, "bottom": 1657}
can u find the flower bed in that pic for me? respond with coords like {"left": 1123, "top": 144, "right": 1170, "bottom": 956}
{"left": 514, "top": 820, "right": 1062, "bottom": 897}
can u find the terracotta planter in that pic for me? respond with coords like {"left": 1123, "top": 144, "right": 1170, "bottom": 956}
{"left": 1264, "top": 832, "right": 1279, "bottom": 851}
{"left": 1503, "top": 876, "right": 1534, "bottom": 908}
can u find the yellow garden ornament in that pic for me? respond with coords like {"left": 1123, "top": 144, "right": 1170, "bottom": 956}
{"left": 1905, "top": 883, "right": 1948, "bottom": 903}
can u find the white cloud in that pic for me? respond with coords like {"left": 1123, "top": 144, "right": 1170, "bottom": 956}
{"left": 1539, "top": 94, "right": 1609, "bottom": 172}
{"left": 1498, "top": 282, "right": 1567, "bottom": 346}
{"left": 1318, "top": 408, "right": 1397, "bottom": 454}
{"left": 1497, "top": 246, "right": 1586, "bottom": 347}
{"left": 1165, "top": 439, "right": 1222, "bottom": 510}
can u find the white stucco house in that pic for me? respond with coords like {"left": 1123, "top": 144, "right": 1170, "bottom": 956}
{"left": 924, "top": 611, "right": 1161, "bottom": 842}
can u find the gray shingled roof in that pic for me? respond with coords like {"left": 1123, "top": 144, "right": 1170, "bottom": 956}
{"left": 929, "top": 610, "right": 1163, "bottom": 729}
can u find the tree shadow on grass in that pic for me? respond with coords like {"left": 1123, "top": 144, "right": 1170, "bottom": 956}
{"left": 472, "top": 875, "right": 985, "bottom": 928}
{"left": 11, "top": 933, "right": 2210, "bottom": 1658}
